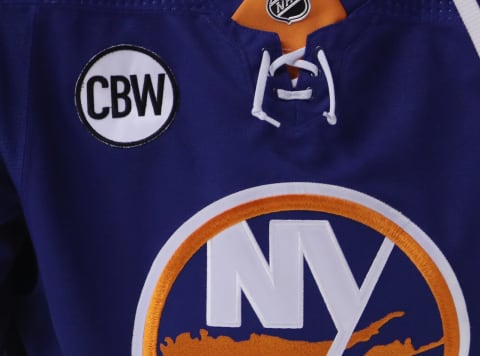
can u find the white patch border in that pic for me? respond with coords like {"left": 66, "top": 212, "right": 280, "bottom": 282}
{"left": 131, "top": 182, "right": 470, "bottom": 355}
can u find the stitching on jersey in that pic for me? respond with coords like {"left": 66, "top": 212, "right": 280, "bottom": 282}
{"left": 19, "top": 5, "right": 37, "bottom": 219}
{"left": 357, "top": 0, "right": 462, "bottom": 25}
{"left": 0, "top": 0, "right": 216, "bottom": 12}
{"left": 199, "top": 13, "right": 258, "bottom": 106}
{"left": 202, "top": 0, "right": 226, "bottom": 18}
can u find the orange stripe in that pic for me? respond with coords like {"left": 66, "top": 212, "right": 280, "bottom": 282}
{"left": 143, "top": 195, "right": 460, "bottom": 356}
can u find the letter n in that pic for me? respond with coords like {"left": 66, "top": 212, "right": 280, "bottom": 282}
{"left": 207, "top": 221, "right": 304, "bottom": 328}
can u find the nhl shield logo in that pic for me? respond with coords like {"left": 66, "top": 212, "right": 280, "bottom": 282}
{"left": 266, "top": 0, "right": 311, "bottom": 24}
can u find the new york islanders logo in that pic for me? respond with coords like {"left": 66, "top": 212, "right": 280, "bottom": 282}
{"left": 266, "top": 0, "right": 311, "bottom": 24}
{"left": 132, "top": 183, "right": 470, "bottom": 356}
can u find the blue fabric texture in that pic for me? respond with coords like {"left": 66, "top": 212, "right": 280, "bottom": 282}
{"left": 0, "top": 0, "right": 479, "bottom": 355}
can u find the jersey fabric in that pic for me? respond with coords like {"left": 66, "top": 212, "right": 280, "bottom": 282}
{"left": 0, "top": 0, "right": 479, "bottom": 355}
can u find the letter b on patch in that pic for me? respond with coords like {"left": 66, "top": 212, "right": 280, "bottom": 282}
{"left": 75, "top": 45, "right": 178, "bottom": 148}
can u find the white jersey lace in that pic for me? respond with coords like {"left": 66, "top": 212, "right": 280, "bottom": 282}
{"left": 252, "top": 47, "right": 337, "bottom": 127}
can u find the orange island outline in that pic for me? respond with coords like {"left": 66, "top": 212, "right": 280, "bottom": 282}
{"left": 160, "top": 311, "right": 444, "bottom": 355}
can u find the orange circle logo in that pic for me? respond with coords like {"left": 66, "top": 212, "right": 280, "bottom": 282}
{"left": 132, "top": 183, "right": 470, "bottom": 356}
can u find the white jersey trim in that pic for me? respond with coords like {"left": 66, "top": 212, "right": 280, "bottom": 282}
{"left": 454, "top": 0, "right": 480, "bottom": 58}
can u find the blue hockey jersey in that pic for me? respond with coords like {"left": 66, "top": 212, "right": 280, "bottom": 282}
{"left": 1, "top": 0, "right": 479, "bottom": 355}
